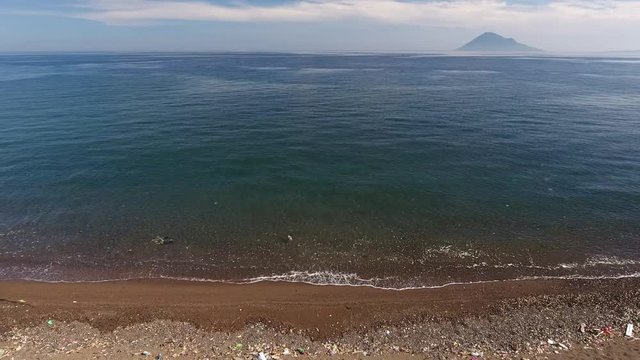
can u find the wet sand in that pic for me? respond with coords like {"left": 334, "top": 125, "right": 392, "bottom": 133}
{"left": 1, "top": 278, "right": 640, "bottom": 359}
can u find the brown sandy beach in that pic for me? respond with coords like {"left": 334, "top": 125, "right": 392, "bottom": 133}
{"left": 1, "top": 278, "right": 640, "bottom": 359}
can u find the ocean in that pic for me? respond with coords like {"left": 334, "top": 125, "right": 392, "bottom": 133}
{"left": 1, "top": 53, "right": 639, "bottom": 288}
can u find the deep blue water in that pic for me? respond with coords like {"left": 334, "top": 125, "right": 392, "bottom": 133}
{"left": 1, "top": 53, "right": 639, "bottom": 287}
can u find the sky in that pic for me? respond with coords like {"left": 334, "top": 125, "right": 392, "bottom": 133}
{"left": 1, "top": 0, "right": 639, "bottom": 52}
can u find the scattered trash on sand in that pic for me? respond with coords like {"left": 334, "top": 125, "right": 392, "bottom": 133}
{"left": 151, "top": 236, "right": 174, "bottom": 245}
{"left": 287, "top": 235, "right": 293, "bottom": 241}
{"left": 296, "top": 347, "right": 305, "bottom": 355}
{"left": 141, "top": 350, "right": 151, "bottom": 356}
{"left": 46, "top": 320, "right": 54, "bottom": 328}
{"left": 282, "top": 348, "right": 291, "bottom": 355}
{"left": 258, "top": 352, "right": 269, "bottom": 360}
{"left": 625, "top": 323, "right": 634, "bottom": 337}
{"left": 155, "top": 354, "right": 163, "bottom": 360}
{"left": 601, "top": 326, "right": 613, "bottom": 336}
{"left": 579, "top": 323, "right": 586, "bottom": 333}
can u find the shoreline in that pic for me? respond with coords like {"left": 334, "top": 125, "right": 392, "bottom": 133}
{"left": 2, "top": 277, "right": 640, "bottom": 358}
{"left": 5, "top": 270, "right": 640, "bottom": 288}
{"left": 0, "top": 277, "right": 573, "bottom": 335}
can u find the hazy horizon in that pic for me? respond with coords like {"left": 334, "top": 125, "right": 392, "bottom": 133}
{"left": 1, "top": 1, "right": 640, "bottom": 53}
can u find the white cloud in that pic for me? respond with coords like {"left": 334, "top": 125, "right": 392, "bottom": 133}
{"left": 73, "top": 0, "right": 640, "bottom": 27}
{"left": 13, "top": 0, "right": 640, "bottom": 51}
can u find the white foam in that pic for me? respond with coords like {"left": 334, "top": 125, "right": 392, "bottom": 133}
{"left": 237, "top": 271, "right": 384, "bottom": 286}
{"left": 297, "top": 67, "right": 381, "bottom": 74}
{"left": 419, "top": 244, "right": 488, "bottom": 263}
{"left": 434, "top": 70, "right": 500, "bottom": 75}
{"left": 559, "top": 255, "right": 640, "bottom": 269}
{"left": 241, "top": 66, "right": 290, "bottom": 71}
{"left": 7, "top": 269, "right": 640, "bottom": 292}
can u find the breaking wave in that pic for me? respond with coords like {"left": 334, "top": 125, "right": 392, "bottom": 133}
{"left": 236, "top": 271, "right": 384, "bottom": 286}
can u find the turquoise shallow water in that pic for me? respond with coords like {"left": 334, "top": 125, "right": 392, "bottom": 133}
{"left": 1, "top": 53, "right": 639, "bottom": 287}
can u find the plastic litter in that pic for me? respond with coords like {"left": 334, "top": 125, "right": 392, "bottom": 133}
{"left": 151, "top": 236, "right": 174, "bottom": 245}
{"left": 296, "top": 348, "right": 305, "bottom": 355}
{"left": 547, "top": 339, "right": 568, "bottom": 350}
{"left": 46, "top": 320, "right": 54, "bottom": 327}
{"left": 141, "top": 351, "right": 151, "bottom": 356}
{"left": 282, "top": 348, "right": 291, "bottom": 355}
{"left": 155, "top": 354, "right": 163, "bottom": 360}
{"left": 579, "top": 323, "right": 586, "bottom": 333}
{"left": 626, "top": 323, "right": 634, "bottom": 337}
{"left": 470, "top": 350, "right": 483, "bottom": 357}
{"left": 258, "top": 352, "right": 268, "bottom": 360}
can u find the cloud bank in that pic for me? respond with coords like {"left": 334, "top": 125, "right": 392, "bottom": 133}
{"left": 74, "top": 0, "right": 640, "bottom": 28}
{"left": 5, "top": 0, "right": 640, "bottom": 51}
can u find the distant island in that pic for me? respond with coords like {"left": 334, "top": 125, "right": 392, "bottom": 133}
{"left": 458, "top": 32, "right": 541, "bottom": 52}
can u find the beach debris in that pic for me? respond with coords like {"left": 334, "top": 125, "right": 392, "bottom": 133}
{"left": 46, "top": 320, "right": 54, "bottom": 328}
{"left": 470, "top": 350, "right": 483, "bottom": 357}
{"left": 625, "top": 323, "right": 634, "bottom": 337}
{"left": 232, "top": 343, "right": 243, "bottom": 351}
{"left": 287, "top": 234, "right": 293, "bottom": 241}
{"left": 151, "top": 236, "right": 174, "bottom": 245}
{"left": 282, "top": 348, "right": 291, "bottom": 355}
{"left": 324, "top": 343, "right": 339, "bottom": 355}
{"left": 296, "top": 347, "right": 305, "bottom": 355}
{"left": 579, "top": 323, "right": 586, "bottom": 333}
{"left": 141, "top": 350, "right": 151, "bottom": 356}
{"left": 257, "top": 352, "right": 269, "bottom": 360}
{"left": 601, "top": 326, "right": 613, "bottom": 336}
{"left": 0, "top": 349, "right": 6, "bottom": 359}
{"left": 18, "top": 299, "right": 26, "bottom": 304}
{"left": 155, "top": 354, "right": 163, "bottom": 360}
{"left": 547, "top": 339, "right": 568, "bottom": 350}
